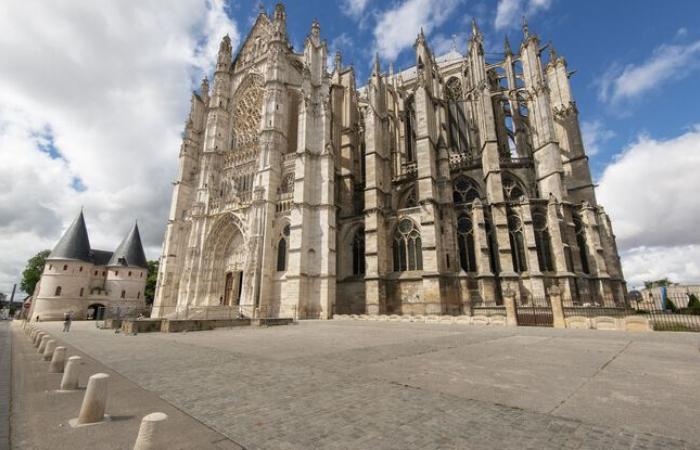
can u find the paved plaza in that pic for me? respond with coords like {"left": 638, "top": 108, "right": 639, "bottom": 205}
{"left": 14, "top": 321, "right": 700, "bottom": 449}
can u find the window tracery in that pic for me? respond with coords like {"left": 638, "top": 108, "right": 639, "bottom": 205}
{"left": 456, "top": 214, "right": 477, "bottom": 272}
{"left": 574, "top": 216, "right": 590, "bottom": 274}
{"left": 352, "top": 228, "right": 365, "bottom": 275}
{"left": 276, "top": 224, "right": 290, "bottom": 272}
{"left": 232, "top": 75, "right": 264, "bottom": 152}
{"left": 393, "top": 219, "right": 423, "bottom": 271}
{"left": 508, "top": 213, "right": 527, "bottom": 273}
{"left": 533, "top": 211, "right": 554, "bottom": 272}
{"left": 453, "top": 176, "right": 480, "bottom": 204}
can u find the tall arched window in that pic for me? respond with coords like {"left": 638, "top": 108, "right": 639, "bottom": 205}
{"left": 55, "top": 286, "right": 62, "bottom": 296}
{"left": 445, "top": 77, "right": 469, "bottom": 154}
{"left": 508, "top": 213, "right": 527, "bottom": 273}
{"left": 574, "top": 217, "right": 590, "bottom": 274}
{"left": 404, "top": 96, "right": 417, "bottom": 162}
{"left": 352, "top": 228, "right": 365, "bottom": 275}
{"left": 484, "top": 210, "right": 500, "bottom": 274}
{"left": 121, "top": 290, "right": 126, "bottom": 298}
{"left": 393, "top": 219, "right": 423, "bottom": 271}
{"left": 79, "top": 287, "right": 84, "bottom": 297}
{"left": 456, "top": 215, "right": 477, "bottom": 272}
{"left": 277, "top": 224, "right": 290, "bottom": 272}
{"left": 453, "top": 176, "right": 480, "bottom": 204}
{"left": 533, "top": 211, "right": 554, "bottom": 272}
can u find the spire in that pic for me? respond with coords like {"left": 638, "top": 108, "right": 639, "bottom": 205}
{"left": 548, "top": 41, "right": 558, "bottom": 62}
{"left": 49, "top": 210, "right": 92, "bottom": 262}
{"left": 416, "top": 27, "right": 426, "bottom": 46}
{"left": 216, "top": 34, "right": 232, "bottom": 70}
{"left": 372, "top": 52, "right": 381, "bottom": 76}
{"left": 334, "top": 50, "right": 342, "bottom": 73}
{"left": 108, "top": 222, "right": 148, "bottom": 268}
{"left": 200, "top": 76, "right": 209, "bottom": 99}
{"left": 504, "top": 35, "right": 512, "bottom": 56}
{"left": 522, "top": 15, "right": 529, "bottom": 38}
{"left": 311, "top": 18, "right": 321, "bottom": 39}
{"left": 471, "top": 18, "right": 480, "bottom": 37}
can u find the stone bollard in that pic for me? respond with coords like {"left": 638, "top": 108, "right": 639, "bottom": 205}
{"left": 77, "top": 373, "right": 110, "bottom": 424}
{"left": 133, "top": 412, "right": 169, "bottom": 450}
{"left": 49, "top": 347, "right": 67, "bottom": 373}
{"left": 38, "top": 335, "right": 50, "bottom": 353}
{"left": 43, "top": 339, "right": 57, "bottom": 361}
{"left": 60, "top": 356, "right": 83, "bottom": 390}
{"left": 33, "top": 331, "right": 43, "bottom": 346}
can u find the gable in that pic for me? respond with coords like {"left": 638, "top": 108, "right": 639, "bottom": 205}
{"left": 233, "top": 14, "right": 273, "bottom": 72}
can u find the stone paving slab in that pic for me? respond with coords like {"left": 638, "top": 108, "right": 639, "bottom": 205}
{"left": 32, "top": 320, "right": 700, "bottom": 449}
{"left": 10, "top": 321, "right": 242, "bottom": 450}
{"left": 0, "top": 323, "right": 11, "bottom": 450}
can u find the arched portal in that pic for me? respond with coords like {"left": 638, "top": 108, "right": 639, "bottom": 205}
{"left": 87, "top": 303, "right": 106, "bottom": 320}
{"left": 199, "top": 215, "right": 248, "bottom": 306}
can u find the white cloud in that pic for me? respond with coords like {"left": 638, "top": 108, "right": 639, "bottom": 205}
{"left": 598, "top": 126, "right": 700, "bottom": 285}
{"left": 373, "top": 0, "right": 463, "bottom": 61}
{"left": 581, "top": 120, "right": 615, "bottom": 156}
{"left": 597, "top": 39, "right": 700, "bottom": 105}
{"left": 494, "top": 0, "right": 552, "bottom": 31}
{"left": 342, "top": 0, "right": 370, "bottom": 19}
{"left": 620, "top": 246, "right": 700, "bottom": 289}
{"left": 0, "top": 0, "right": 239, "bottom": 296}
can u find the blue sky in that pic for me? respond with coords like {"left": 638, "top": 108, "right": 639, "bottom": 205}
{"left": 225, "top": 0, "right": 700, "bottom": 179}
{"left": 0, "top": 0, "right": 699, "bottom": 296}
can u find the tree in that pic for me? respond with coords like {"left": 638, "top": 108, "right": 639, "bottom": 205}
{"left": 665, "top": 297, "right": 678, "bottom": 313}
{"left": 144, "top": 259, "right": 159, "bottom": 305}
{"left": 688, "top": 293, "right": 700, "bottom": 310}
{"left": 20, "top": 250, "right": 51, "bottom": 296}
{"left": 643, "top": 278, "right": 673, "bottom": 289}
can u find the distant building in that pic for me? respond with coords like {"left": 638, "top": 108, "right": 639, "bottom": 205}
{"left": 637, "top": 284, "right": 700, "bottom": 309}
{"left": 28, "top": 211, "right": 148, "bottom": 321}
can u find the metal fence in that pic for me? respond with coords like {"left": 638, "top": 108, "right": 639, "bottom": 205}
{"left": 560, "top": 293, "right": 700, "bottom": 332}
{"left": 471, "top": 305, "right": 507, "bottom": 317}
{"left": 635, "top": 293, "right": 700, "bottom": 332}
{"left": 515, "top": 296, "right": 553, "bottom": 327}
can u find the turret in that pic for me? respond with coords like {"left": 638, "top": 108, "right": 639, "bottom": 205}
{"left": 47, "top": 211, "right": 91, "bottom": 263}
{"left": 414, "top": 28, "right": 435, "bottom": 90}
{"left": 106, "top": 222, "right": 148, "bottom": 303}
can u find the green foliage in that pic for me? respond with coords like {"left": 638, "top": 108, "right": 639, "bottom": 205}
{"left": 643, "top": 278, "right": 673, "bottom": 289}
{"left": 144, "top": 259, "right": 159, "bottom": 305}
{"left": 20, "top": 250, "right": 51, "bottom": 295}
{"left": 665, "top": 297, "right": 678, "bottom": 313}
{"left": 687, "top": 294, "right": 700, "bottom": 310}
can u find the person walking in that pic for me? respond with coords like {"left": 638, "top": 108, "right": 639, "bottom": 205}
{"left": 63, "top": 311, "right": 72, "bottom": 332}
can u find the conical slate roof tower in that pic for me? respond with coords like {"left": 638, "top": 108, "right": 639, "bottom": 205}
{"left": 108, "top": 222, "right": 148, "bottom": 268}
{"left": 48, "top": 210, "right": 91, "bottom": 262}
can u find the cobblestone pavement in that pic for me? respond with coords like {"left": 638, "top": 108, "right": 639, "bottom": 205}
{"left": 34, "top": 321, "right": 700, "bottom": 449}
{"left": 0, "top": 323, "right": 11, "bottom": 450}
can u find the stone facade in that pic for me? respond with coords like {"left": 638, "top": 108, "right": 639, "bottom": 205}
{"left": 29, "top": 211, "right": 148, "bottom": 321}
{"left": 153, "top": 5, "right": 626, "bottom": 320}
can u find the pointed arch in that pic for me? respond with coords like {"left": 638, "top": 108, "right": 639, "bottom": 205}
{"left": 502, "top": 172, "right": 528, "bottom": 202}
{"left": 393, "top": 218, "right": 423, "bottom": 272}
{"left": 452, "top": 175, "right": 481, "bottom": 205}
{"left": 507, "top": 212, "right": 527, "bottom": 273}
{"left": 532, "top": 208, "right": 554, "bottom": 272}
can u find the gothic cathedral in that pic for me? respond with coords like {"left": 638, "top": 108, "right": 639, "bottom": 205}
{"left": 152, "top": 4, "right": 626, "bottom": 320}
